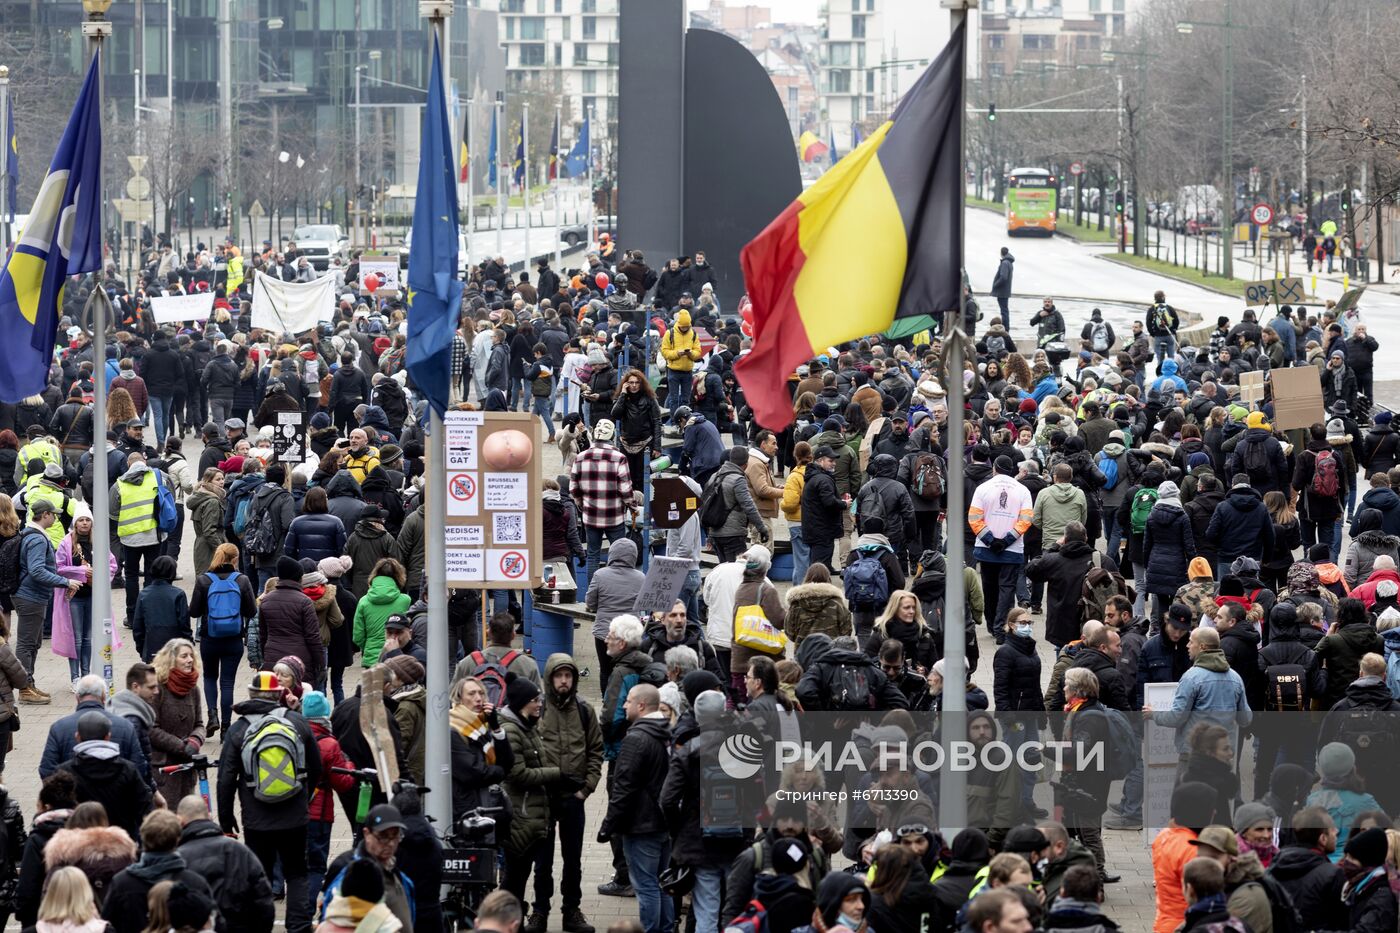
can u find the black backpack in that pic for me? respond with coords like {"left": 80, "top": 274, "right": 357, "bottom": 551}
{"left": 1242, "top": 437, "right": 1271, "bottom": 480}
{"left": 698, "top": 472, "right": 730, "bottom": 532}
{"left": 1255, "top": 873, "right": 1304, "bottom": 933}
{"left": 829, "top": 660, "right": 875, "bottom": 711}
{"left": 0, "top": 528, "right": 43, "bottom": 597}
{"left": 1263, "top": 662, "right": 1307, "bottom": 711}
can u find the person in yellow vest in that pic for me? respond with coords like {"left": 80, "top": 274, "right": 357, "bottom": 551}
{"left": 225, "top": 245, "right": 245, "bottom": 293}
{"left": 14, "top": 425, "right": 61, "bottom": 490}
{"left": 660, "top": 310, "right": 702, "bottom": 434}
{"left": 341, "top": 429, "right": 380, "bottom": 485}
{"left": 17, "top": 463, "right": 76, "bottom": 548}
{"left": 109, "top": 451, "right": 170, "bottom": 629}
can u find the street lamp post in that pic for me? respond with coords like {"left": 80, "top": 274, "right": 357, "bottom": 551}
{"left": 495, "top": 91, "right": 505, "bottom": 259}
{"left": 354, "top": 64, "right": 363, "bottom": 249}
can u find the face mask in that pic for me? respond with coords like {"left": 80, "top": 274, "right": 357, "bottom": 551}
{"left": 1014, "top": 623, "right": 1033, "bottom": 638}
{"left": 839, "top": 914, "right": 863, "bottom": 930}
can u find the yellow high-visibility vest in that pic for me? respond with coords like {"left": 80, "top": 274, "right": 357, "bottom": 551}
{"left": 117, "top": 470, "right": 159, "bottom": 538}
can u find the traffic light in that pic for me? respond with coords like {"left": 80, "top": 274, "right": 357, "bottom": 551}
{"left": 987, "top": 103, "right": 997, "bottom": 122}
{"left": 1114, "top": 191, "right": 1125, "bottom": 215}
{"left": 1342, "top": 193, "right": 1351, "bottom": 211}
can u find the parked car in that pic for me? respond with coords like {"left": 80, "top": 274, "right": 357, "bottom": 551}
{"left": 397, "top": 228, "right": 472, "bottom": 275}
{"left": 291, "top": 224, "right": 349, "bottom": 270}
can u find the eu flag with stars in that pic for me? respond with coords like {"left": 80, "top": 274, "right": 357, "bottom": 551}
{"left": 564, "top": 116, "right": 589, "bottom": 179}
{"left": 0, "top": 54, "right": 102, "bottom": 402}
{"left": 405, "top": 36, "right": 463, "bottom": 419}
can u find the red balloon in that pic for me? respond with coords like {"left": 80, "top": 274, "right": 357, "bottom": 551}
{"left": 363, "top": 273, "right": 381, "bottom": 292}
{"left": 595, "top": 272, "right": 610, "bottom": 289}
{"left": 740, "top": 305, "right": 754, "bottom": 324}
{"left": 741, "top": 320, "right": 754, "bottom": 338}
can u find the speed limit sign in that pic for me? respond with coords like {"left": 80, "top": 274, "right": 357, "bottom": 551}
{"left": 1069, "top": 161, "right": 1084, "bottom": 177}
{"left": 1251, "top": 203, "right": 1274, "bottom": 226}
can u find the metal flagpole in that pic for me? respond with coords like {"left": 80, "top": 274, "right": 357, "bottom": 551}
{"left": 553, "top": 105, "right": 561, "bottom": 271}
{"left": 0, "top": 66, "right": 10, "bottom": 258}
{"left": 466, "top": 97, "right": 474, "bottom": 271}
{"left": 939, "top": 0, "right": 972, "bottom": 837}
{"left": 495, "top": 92, "right": 505, "bottom": 260}
{"left": 523, "top": 102, "right": 531, "bottom": 268}
{"left": 586, "top": 108, "right": 595, "bottom": 248}
{"left": 423, "top": 0, "right": 452, "bottom": 829}
{"left": 82, "top": 6, "right": 114, "bottom": 696}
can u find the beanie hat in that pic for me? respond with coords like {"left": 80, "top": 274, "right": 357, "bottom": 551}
{"left": 1188, "top": 557, "right": 1213, "bottom": 580}
{"left": 658, "top": 681, "right": 682, "bottom": 714}
{"left": 822, "top": 417, "right": 844, "bottom": 432}
{"left": 1346, "top": 827, "right": 1389, "bottom": 867}
{"left": 681, "top": 670, "right": 722, "bottom": 707}
{"left": 772, "top": 836, "right": 811, "bottom": 876}
{"left": 340, "top": 858, "right": 386, "bottom": 902}
{"left": 1307, "top": 542, "right": 1332, "bottom": 563}
{"left": 1170, "top": 781, "right": 1220, "bottom": 828}
{"left": 505, "top": 674, "right": 542, "bottom": 714}
{"left": 385, "top": 655, "right": 425, "bottom": 686}
{"left": 301, "top": 569, "right": 328, "bottom": 587}
{"left": 863, "top": 517, "right": 886, "bottom": 534}
{"left": 1377, "top": 411, "right": 1394, "bottom": 426}
{"left": 275, "top": 656, "right": 306, "bottom": 697}
{"left": 277, "top": 555, "right": 303, "bottom": 581}
{"left": 166, "top": 883, "right": 215, "bottom": 932}
{"left": 266, "top": 464, "right": 286, "bottom": 485}
{"left": 1317, "top": 742, "right": 1356, "bottom": 782}
{"left": 743, "top": 544, "right": 772, "bottom": 573}
{"left": 1232, "top": 801, "right": 1275, "bottom": 835}
{"left": 694, "top": 689, "right": 727, "bottom": 727}
{"left": 301, "top": 690, "right": 332, "bottom": 721}
{"left": 994, "top": 455, "right": 1016, "bottom": 476}
{"left": 675, "top": 309, "right": 692, "bottom": 327}
{"left": 319, "top": 555, "right": 352, "bottom": 579}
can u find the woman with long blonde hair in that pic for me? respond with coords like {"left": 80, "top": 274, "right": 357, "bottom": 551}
{"left": 36, "top": 865, "right": 109, "bottom": 932}
{"left": 0, "top": 493, "right": 20, "bottom": 539}
{"left": 869, "top": 590, "right": 936, "bottom": 673}
{"left": 449, "top": 676, "right": 513, "bottom": 822}
{"left": 149, "top": 638, "right": 205, "bottom": 802}
{"left": 105, "top": 388, "right": 137, "bottom": 432}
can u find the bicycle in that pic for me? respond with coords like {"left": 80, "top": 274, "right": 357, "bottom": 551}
{"left": 158, "top": 755, "right": 218, "bottom": 811}
{"left": 439, "top": 803, "right": 504, "bottom": 930}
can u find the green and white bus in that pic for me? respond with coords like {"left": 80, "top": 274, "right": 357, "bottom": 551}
{"left": 1007, "top": 168, "right": 1058, "bottom": 236}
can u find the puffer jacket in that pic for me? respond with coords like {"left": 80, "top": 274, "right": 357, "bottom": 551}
{"left": 257, "top": 580, "right": 325, "bottom": 684}
{"left": 586, "top": 538, "right": 645, "bottom": 641}
{"left": 1314, "top": 621, "right": 1385, "bottom": 708}
{"left": 537, "top": 654, "right": 603, "bottom": 796}
{"left": 498, "top": 707, "right": 561, "bottom": 854}
{"left": 1344, "top": 529, "right": 1400, "bottom": 588}
{"left": 1143, "top": 501, "right": 1195, "bottom": 596}
{"left": 993, "top": 630, "right": 1044, "bottom": 712}
{"left": 599, "top": 714, "right": 671, "bottom": 837}
{"left": 352, "top": 575, "right": 411, "bottom": 668}
{"left": 1136, "top": 630, "right": 1190, "bottom": 707}
{"left": 283, "top": 512, "right": 347, "bottom": 564}
{"left": 855, "top": 454, "right": 915, "bottom": 548}
{"left": 783, "top": 582, "right": 852, "bottom": 647}
{"left": 344, "top": 520, "right": 402, "bottom": 598}
{"left": 176, "top": 818, "right": 275, "bottom": 933}
{"left": 1266, "top": 846, "right": 1346, "bottom": 930}
{"left": 15, "top": 809, "right": 70, "bottom": 926}
{"left": 1205, "top": 485, "right": 1275, "bottom": 565}
{"left": 712, "top": 460, "right": 766, "bottom": 538}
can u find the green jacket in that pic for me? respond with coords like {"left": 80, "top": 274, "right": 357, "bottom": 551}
{"left": 391, "top": 685, "right": 426, "bottom": 785}
{"left": 351, "top": 575, "right": 410, "bottom": 667}
{"left": 1033, "top": 481, "right": 1088, "bottom": 545}
{"left": 537, "top": 654, "right": 604, "bottom": 797}
{"left": 187, "top": 488, "right": 226, "bottom": 576}
{"left": 500, "top": 707, "right": 561, "bottom": 854}
{"left": 810, "top": 430, "right": 861, "bottom": 497}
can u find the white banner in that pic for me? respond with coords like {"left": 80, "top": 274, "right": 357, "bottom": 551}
{"left": 149, "top": 292, "right": 215, "bottom": 324}
{"left": 250, "top": 270, "right": 336, "bottom": 335}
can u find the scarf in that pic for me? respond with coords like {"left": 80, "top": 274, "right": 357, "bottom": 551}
{"left": 165, "top": 666, "right": 199, "bottom": 697}
{"left": 1065, "top": 696, "right": 1087, "bottom": 713}
{"left": 303, "top": 584, "right": 327, "bottom": 602}
{"left": 449, "top": 704, "right": 497, "bottom": 765}
{"left": 198, "top": 479, "right": 226, "bottom": 501}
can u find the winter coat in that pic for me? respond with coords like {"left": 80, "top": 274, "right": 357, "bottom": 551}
{"left": 15, "top": 809, "right": 69, "bottom": 926}
{"left": 1205, "top": 486, "right": 1275, "bottom": 565}
{"left": 257, "top": 579, "right": 326, "bottom": 684}
{"left": 744, "top": 452, "right": 784, "bottom": 520}
{"left": 39, "top": 699, "right": 147, "bottom": 781}
{"left": 1345, "top": 530, "right": 1400, "bottom": 588}
{"left": 1267, "top": 846, "right": 1346, "bottom": 931}
{"left": 799, "top": 463, "right": 845, "bottom": 546}
{"left": 246, "top": 482, "right": 296, "bottom": 570}
{"left": 661, "top": 725, "right": 752, "bottom": 869}
{"left": 498, "top": 707, "right": 561, "bottom": 853}
{"left": 352, "top": 575, "right": 411, "bottom": 668}
{"left": 324, "top": 472, "right": 366, "bottom": 530}
{"left": 993, "top": 631, "right": 1046, "bottom": 712}
{"left": 1066, "top": 645, "right": 1131, "bottom": 712}
{"left": 1361, "top": 425, "right": 1400, "bottom": 476}
{"left": 1225, "top": 427, "right": 1291, "bottom": 494}
{"left": 344, "top": 520, "right": 402, "bottom": 598}
{"left": 1219, "top": 626, "right": 1265, "bottom": 712}
{"left": 610, "top": 391, "right": 661, "bottom": 447}
{"left": 541, "top": 493, "right": 584, "bottom": 562}
{"left": 284, "top": 512, "right": 348, "bottom": 565}
{"left": 359, "top": 468, "right": 405, "bottom": 537}
{"left": 132, "top": 580, "right": 190, "bottom": 662}
{"left": 1181, "top": 749, "right": 1241, "bottom": 825}
{"left": 188, "top": 569, "right": 257, "bottom": 641}
{"left": 1359, "top": 486, "right": 1400, "bottom": 537}
{"left": 39, "top": 825, "right": 136, "bottom": 910}
{"left": 796, "top": 644, "right": 907, "bottom": 711}
{"left": 537, "top": 654, "right": 603, "bottom": 796}
{"left": 101, "top": 853, "right": 215, "bottom": 933}
{"left": 55, "top": 743, "right": 152, "bottom": 841}
{"left": 783, "top": 582, "right": 852, "bottom": 647}
{"left": 713, "top": 460, "right": 766, "bottom": 538}
{"left": 1293, "top": 443, "right": 1349, "bottom": 525}
{"left": 201, "top": 354, "right": 241, "bottom": 401}
{"left": 679, "top": 417, "right": 726, "bottom": 479}
{"left": 1183, "top": 487, "right": 1226, "bottom": 569}
{"left": 599, "top": 715, "right": 671, "bottom": 837}
{"left": 809, "top": 429, "right": 861, "bottom": 496}
{"left": 149, "top": 681, "right": 205, "bottom": 802}
{"left": 585, "top": 537, "right": 645, "bottom": 641}
{"left": 643, "top": 621, "right": 724, "bottom": 680}
{"left": 729, "top": 575, "right": 787, "bottom": 673}
{"left": 1033, "top": 481, "right": 1088, "bottom": 546}
{"left": 176, "top": 818, "right": 274, "bottom": 933}
{"left": 1314, "top": 622, "right": 1386, "bottom": 709}
{"left": 855, "top": 454, "right": 916, "bottom": 548}
{"left": 864, "top": 616, "right": 938, "bottom": 673}
{"left": 990, "top": 252, "right": 1014, "bottom": 297}
{"left": 1137, "top": 631, "right": 1190, "bottom": 707}
{"left": 1026, "top": 539, "right": 1103, "bottom": 648}
{"left": 396, "top": 505, "right": 427, "bottom": 594}
{"left": 215, "top": 698, "right": 321, "bottom": 833}
{"left": 1154, "top": 649, "right": 1252, "bottom": 752}
{"left": 1143, "top": 501, "right": 1195, "bottom": 596}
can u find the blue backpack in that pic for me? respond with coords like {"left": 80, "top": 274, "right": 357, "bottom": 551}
{"left": 205, "top": 572, "right": 243, "bottom": 638}
{"left": 154, "top": 471, "right": 178, "bottom": 535}
{"left": 232, "top": 496, "right": 254, "bottom": 536}
{"left": 1096, "top": 451, "right": 1120, "bottom": 491}
{"left": 842, "top": 549, "right": 890, "bottom": 609}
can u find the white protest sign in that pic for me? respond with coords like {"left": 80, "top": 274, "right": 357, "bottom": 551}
{"left": 446, "top": 548, "right": 484, "bottom": 582}
{"left": 632, "top": 556, "right": 694, "bottom": 616}
{"left": 445, "top": 525, "right": 485, "bottom": 547}
{"left": 447, "top": 472, "right": 479, "bottom": 517}
{"left": 150, "top": 292, "right": 215, "bottom": 324}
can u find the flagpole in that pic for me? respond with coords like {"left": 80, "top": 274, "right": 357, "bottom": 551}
{"left": 0, "top": 66, "right": 10, "bottom": 257}
{"left": 523, "top": 102, "right": 531, "bottom": 270}
{"left": 82, "top": 4, "right": 114, "bottom": 697}
{"left": 553, "top": 105, "right": 561, "bottom": 272}
{"left": 495, "top": 92, "right": 505, "bottom": 260}
{"left": 423, "top": 0, "right": 452, "bottom": 831}
{"left": 466, "top": 97, "right": 474, "bottom": 271}
{"left": 587, "top": 108, "right": 595, "bottom": 249}
{"left": 939, "top": 0, "right": 972, "bottom": 838}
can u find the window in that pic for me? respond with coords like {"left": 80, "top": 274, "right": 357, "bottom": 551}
{"left": 582, "top": 71, "right": 596, "bottom": 93}
{"left": 519, "top": 43, "right": 546, "bottom": 66}
{"left": 828, "top": 69, "right": 850, "bottom": 93}
{"left": 555, "top": 0, "right": 563, "bottom": 10}
{"left": 1113, "top": 0, "right": 1125, "bottom": 9}
{"left": 851, "top": 14, "right": 865, "bottom": 38}
{"left": 866, "top": 70, "right": 874, "bottom": 91}
{"left": 1022, "top": 34, "right": 1052, "bottom": 49}
{"left": 555, "top": 43, "right": 562, "bottom": 65}
{"left": 520, "top": 16, "right": 545, "bottom": 39}
{"left": 987, "top": 63, "right": 1005, "bottom": 77}
{"left": 582, "top": 0, "right": 595, "bottom": 11}
{"left": 501, "top": 0, "right": 524, "bottom": 11}
{"left": 536, "top": 0, "right": 545, "bottom": 11}
{"left": 582, "top": 15, "right": 596, "bottom": 39}
{"left": 605, "top": 42, "right": 618, "bottom": 65}
{"left": 827, "top": 42, "right": 851, "bottom": 66}
{"left": 562, "top": 17, "right": 570, "bottom": 39}
{"left": 574, "top": 42, "right": 590, "bottom": 64}
{"left": 988, "top": 34, "right": 1004, "bottom": 48}
{"left": 1089, "top": 0, "right": 1100, "bottom": 10}
{"left": 505, "top": 16, "right": 514, "bottom": 39}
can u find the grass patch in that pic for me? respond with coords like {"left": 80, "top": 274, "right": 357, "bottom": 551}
{"left": 967, "top": 195, "right": 1003, "bottom": 212}
{"left": 1055, "top": 217, "right": 1116, "bottom": 243}
{"left": 1098, "top": 252, "right": 1246, "bottom": 296}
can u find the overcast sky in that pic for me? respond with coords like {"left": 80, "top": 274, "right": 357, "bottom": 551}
{"left": 685, "top": 0, "right": 823, "bottom": 26}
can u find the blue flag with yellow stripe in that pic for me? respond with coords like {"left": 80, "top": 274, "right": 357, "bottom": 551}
{"left": 3, "top": 90, "right": 16, "bottom": 224}
{"left": 405, "top": 35, "right": 463, "bottom": 418}
{"left": 0, "top": 53, "right": 102, "bottom": 402}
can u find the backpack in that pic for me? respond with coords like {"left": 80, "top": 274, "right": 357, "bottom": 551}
{"left": 985, "top": 334, "right": 1008, "bottom": 356}
{"left": 1079, "top": 553, "right": 1133, "bottom": 624}
{"left": 1129, "top": 487, "right": 1158, "bottom": 535}
{"left": 700, "top": 756, "right": 748, "bottom": 839}
{"left": 205, "top": 572, "right": 244, "bottom": 638}
{"left": 1332, "top": 708, "right": 1397, "bottom": 765}
{"left": 698, "top": 472, "right": 730, "bottom": 533}
{"left": 0, "top": 528, "right": 43, "bottom": 597}
{"left": 724, "top": 900, "right": 769, "bottom": 933}
{"left": 242, "top": 502, "right": 280, "bottom": 556}
{"left": 232, "top": 495, "right": 254, "bottom": 536}
{"left": 1242, "top": 437, "right": 1271, "bottom": 481}
{"left": 468, "top": 649, "right": 520, "bottom": 708}
{"left": 856, "top": 484, "right": 886, "bottom": 532}
{"left": 829, "top": 660, "right": 875, "bottom": 711}
{"left": 913, "top": 453, "right": 944, "bottom": 499}
{"left": 1264, "top": 662, "right": 1307, "bottom": 712}
{"left": 239, "top": 708, "right": 308, "bottom": 802}
{"left": 154, "top": 471, "right": 178, "bottom": 536}
{"left": 1080, "top": 706, "right": 1137, "bottom": 779}
{"left": 842, "top": 551, "right": 889, "bottom": 608}
{"left": 1310, "top": 449, "right": 1339, "bottom": 498}
{"left": 1090, "top": 320, "right": 1110, "bottom": 352}
{"left": 1254, "top": 873, "right": 1304, "bottom": 933}
{"left": 639, "top": 661, "right": 669, "bottom": 687}
{"left": 1096, "top": 451, "right": 1120, "bottom": 491}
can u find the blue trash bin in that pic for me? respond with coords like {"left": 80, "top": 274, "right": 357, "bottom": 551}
{"left": 531, "top": 607, "right": 575, "bottom": 673}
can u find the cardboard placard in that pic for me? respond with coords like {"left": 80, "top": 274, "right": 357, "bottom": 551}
{"left": 1334, "top": 286, "right": 1366, "bottom": 318}
{"left": 1242, "top": 277, "right": 1305, "bottom": 307}
{"left": 632, "top": 556, "right": 694, "bottom": 616}
{"left": 1270, "top": 365, "right": 1326, "bottom": 432}
{"left": 1238, "top": 370, "right": 1265, "bottom": 404}
{"left": 650, "top": 476, "right": 700, "bottom": 530}
{"left": 442, "top": 411, "right": 543, "bottom": 589}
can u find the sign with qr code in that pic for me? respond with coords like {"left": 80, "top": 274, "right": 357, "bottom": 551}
{"left": 444, "top": 412, "right": 543, "bottom": 589}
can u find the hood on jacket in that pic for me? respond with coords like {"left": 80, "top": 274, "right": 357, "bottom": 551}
{"left": 796, "top": 633, "right": 834, "bottom": 670}
{"left": 814, "top": 870, "right": 870, "bottom": 927}
{"left": 365, "top": 575, "right": 406, "bottom": 605}
{"left": 484, "top": 389, "right": 508, "bottom": 411}
{"left": 325, "top": 471, "right": 363, "bottom": 498}
{"left": 543, "top": 652, "right": 579, "bottom": 705}
{"left": 119, "top": 461, "right": 152, "bottom": 484}
{"left": 1047, "top": 482, "right": 1081, "bottom": 504}
{"left": 1193, "top": 648, "right": 1231, "bottom": 673}
{"left": 1342, "top": 676, "right": 1397, "bottom": 709}
{"left": 1161, "top": 359, "right": 1179, "bottom": 377}
{"left": 1224, "top": 486, "right": 1264, "bottom": 511}
{"left": 126, "top": 850, "right": 188, "bottom": 883}
{"left": 867, "top": 453, "right": 898, "bottom": 479}
{"left": 1269, "top": 845, "right": 1334, "bottom": 882}
{"left": 785, "top": 581, "right": 847, "bottom": 609}
{"left": 606, "top": 537, "right": 638, "bottom": 569}
{"left": 360, "top": 405, "right": 391, "bottom": 433}
{"left": 108, "top": 688, "right": 155, "bottom": 727}
{"left": 43, "top": 825, "right": 137, "bottom": 870}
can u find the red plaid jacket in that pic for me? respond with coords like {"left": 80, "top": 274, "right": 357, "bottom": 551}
{"left": 569, "top": 443, "right": 634, "bottom": 528}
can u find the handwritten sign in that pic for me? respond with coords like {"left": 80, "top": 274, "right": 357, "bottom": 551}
{"left": 632, "top": 556, "right": 694, "bottom": 616}
{"left": 1243, "top": 276, "right": 1304, "bottom": 307}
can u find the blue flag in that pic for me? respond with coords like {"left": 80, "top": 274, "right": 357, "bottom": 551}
{"left": 405, "top": 35, "right": 463, "bottom": 419}
{"left": 829, "top": 128, "right": 839, "bottom": 164}
{"left": 564, "top": 116, "right": 589, "bottom": 179}
{"left": 0, "top": 53, "right": 102, "bottom": 402}
{"left": 3, "top": 91, "right": 15, "bottom": 224}
{"left": 488, "top": 108, "right": 498, "bottom": 189}
{"left": 512, "top": 120, "right": 525, "bottom": 189}
{"left": 851, "top": 123, "right": 864, "bottom": 148}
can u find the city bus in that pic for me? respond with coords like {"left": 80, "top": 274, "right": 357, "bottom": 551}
{"left": 1006, "top": 167, "right": 1058, "bottom": 236}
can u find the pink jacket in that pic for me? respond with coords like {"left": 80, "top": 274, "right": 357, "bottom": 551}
{"left": 49, "top": 533, "right": 119, "bottom": 660}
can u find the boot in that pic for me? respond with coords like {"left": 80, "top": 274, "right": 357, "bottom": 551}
{"left": 18, "top": 687, "right": 50, "bottom": 705}
{"left": 207, "top": 718, "right": 220, "bottom": 737}
{"left": 525, "top": 911, "right": 549, "bottom": 933}
{"left": 562, "top": 909, "right": 595, "bottom": 933}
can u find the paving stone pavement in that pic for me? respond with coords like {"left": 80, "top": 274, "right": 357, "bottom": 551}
{"left": 0, "top": 431, "right": 1175, "bottom": 930}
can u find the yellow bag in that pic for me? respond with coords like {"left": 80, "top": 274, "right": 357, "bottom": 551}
{"left": 734, "top": 603, "right": 787, "bottom": 654}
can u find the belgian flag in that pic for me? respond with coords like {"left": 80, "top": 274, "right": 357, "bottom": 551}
{"left": 736, "top": 24, "right": 965, "bottom": 430}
